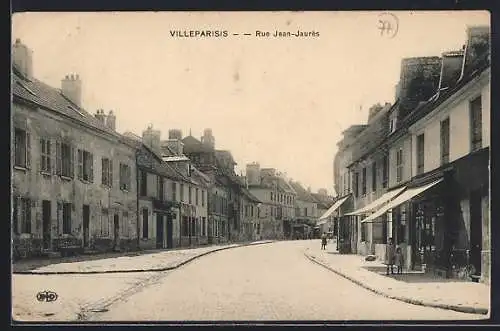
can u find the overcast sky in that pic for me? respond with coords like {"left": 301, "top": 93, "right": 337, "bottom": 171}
{"left": 12, "top": 11, "right": 489, "bottom": 196}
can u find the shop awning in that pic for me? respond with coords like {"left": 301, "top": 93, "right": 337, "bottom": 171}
{"left": 319, "top": 195, "right": 350, "bottom": 220}
{"left": 346, "top": 187, "right": 406, "bottom": 216}
{"left": 317, "top": 218, "right": 333, "bottom": 226}
{"left": 361, "top": 178, "right": 443, "bottom": 223}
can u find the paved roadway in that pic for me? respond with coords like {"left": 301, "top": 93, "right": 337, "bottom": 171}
{"left": 89, "top": 241, "right": 482, "bottom": 321}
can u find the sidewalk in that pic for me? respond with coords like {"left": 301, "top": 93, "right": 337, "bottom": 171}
{"left": 13, "top": 240, "right": 274, "bottom": 274}
{"left": 303, "top": 241, "right": 490, "bottom": 316}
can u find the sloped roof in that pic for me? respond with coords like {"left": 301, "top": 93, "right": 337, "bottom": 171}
{"left": 182, "top": 135, "right": 214, "bottom": 153}
{"left": 289, "top": 181, "right": 316, "bottom": 203}
{"left": 241, "top": 187, "right": 262, "bottom": 203}
{"left": 311, "top": 193, "right": 335, "bottom": 209}
{"left": 12, "top": 67, "right": 126, "bottom": 143}
{"left": 182, "top": 135, "right": 202, "bottom": 145}
{"left": 215, "top": 150, "right": 236, "bottom": 164}
{"left": 136, "top": 143, "right": 185, "bottom": 182}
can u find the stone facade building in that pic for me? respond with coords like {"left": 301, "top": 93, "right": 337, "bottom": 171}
{"left": 181, "top": 129, "right": 244, "bottom": 244}
{"left": 246, "top": 164, "right": 296, "bottom": 240}
{"left": 12, "top": 39, "right": 138, "bottom": 258}
{"left": 333, "top": 26, "right": 490, "bottom": 283}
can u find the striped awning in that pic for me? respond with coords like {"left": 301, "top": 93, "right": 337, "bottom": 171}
{"left": 319, "top": 195, "right": 350, "bottom": 220}
{"left": 361, "top": 178, "right": 443, "bottom": 223}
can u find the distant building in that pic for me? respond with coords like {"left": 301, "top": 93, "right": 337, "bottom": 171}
{"left": 181, "top": 129, "right": 245, "bottom": 243}
{"left": 246, "top": 164, "right": 297, "bottom": 240}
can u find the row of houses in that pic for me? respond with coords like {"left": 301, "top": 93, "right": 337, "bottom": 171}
{"left": 330, "top": 26, "right": 490, "bottom": 284}
{"left": 11, "top": 38, "right": 335, "bottom": 259}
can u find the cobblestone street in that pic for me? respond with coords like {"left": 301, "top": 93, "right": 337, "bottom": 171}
{"left": 78, "top": 241, "right": 484, "bottom": 321}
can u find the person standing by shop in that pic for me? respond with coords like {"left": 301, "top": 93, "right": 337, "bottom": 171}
{"left": 385, "top": 238, "right": 396, "bottom": 275}
{"left": 321, "top": 232, "right": 327, "bottom": 250}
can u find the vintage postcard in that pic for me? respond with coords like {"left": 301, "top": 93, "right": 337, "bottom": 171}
{"left": 11, "top": 11, "right": 491, "bottom": 323}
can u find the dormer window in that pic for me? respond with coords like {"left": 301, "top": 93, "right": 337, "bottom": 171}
{"left": 389, "top": 117, "right": 397, "bottom": 134}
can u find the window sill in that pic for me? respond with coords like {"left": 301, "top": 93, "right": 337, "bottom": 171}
{"left": 79, "top": 179, "right": 93, "bottom": 184}
{"left": 40, "top": 171, "right": 52, "bottom": 177}
{"left": 101, "top": 184, "right": 112, "bottom": 190}
{"left": 14, "top": 166, "right": 28, "bottom": 172}
{"left": 60, "top": 175, "right": 72, "bottom": 181}
{"left": 121, "top": 189, "right": 130, "bottom": 193}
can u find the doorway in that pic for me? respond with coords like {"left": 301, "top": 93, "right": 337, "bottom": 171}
{"left": 469, "top": 190, "right": 482, "bottom": 275}
{"left": 83, "top": 205, "right": 90, "bottom": 248}
{"left": 42, "top": 201, "right": 51, "bottom": 250}
{"left": 156, "top": 213, "right": 164, "bottom": 249}
{"left": 113, "top": 214, "right": 120, "bottom": 250}
{"left": 166, "top": 213, "right": 173, "bottom": 249}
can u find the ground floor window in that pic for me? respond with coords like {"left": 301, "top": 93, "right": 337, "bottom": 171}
{"left": 360, "top": 221, "right": 367, "bottom": 242}
{"left": 190, "top": 217, "right": 196, "bottom": 236}
{"left": 101, "top": 208, "right": 109, "bottom": 236}
{"left": 122, "top": 211, "right": 129, "bottom": 237}
{"left": 202, "top": 217, "right": 206, "bottom": 236}
{"left": 396, "top": 206, "right": 408, "bottom": 245}
{"left": 62, "top": 202, "right": 72, "bottom": 234}
{"left": 182, "top": 216, "right": 189, "bottom": 236}
{"left": 13, "top": 197, "right": 19, "bottom": 235}
{"left": 142, "top": 209, "right": 149, "bottom": 239}
{"left": 19, "top": 197, "right": 32, "bottom": 234}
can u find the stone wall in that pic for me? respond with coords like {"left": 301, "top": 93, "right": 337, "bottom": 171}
{"left": 12, "top": 103, "right": 138, "bottom": 259}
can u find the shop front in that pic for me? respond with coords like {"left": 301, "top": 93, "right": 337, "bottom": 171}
{"left": 360, "top": 177, "right": 445, "bottom": 272}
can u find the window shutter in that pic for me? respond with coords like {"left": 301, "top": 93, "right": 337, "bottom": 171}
{"left": 14, "top": 196, "right": 21, "bottom": 235}
{"left": 39, "top": 138, "right": 44, "bottom": 172}
{"left": 109, "top": 160, "right": 113, "bottom": 187}
{"left": 56, "top": 141, "right": 62, "bottom": 175}
{"left": 78, "top": 149, "right": 83, "bottom": 180}
{"left": 26, "top": 132, "right": 31, "bottom": 169}
{"left": 47, "top": 140, "right": 52, "bottom": 173}
{"left": 127, "top": 166, "right": 131, "bottom": 190}
{"left": 89, "top": 153, "right": 94, "bottom": 182}
{"left": 101, "top": 158, "right": 106, "bottom": 185}
{"left": 70, "top": 146, "right": 75, "bottom": 178}
{"left": 31, "top": 200, "right": 37, "bottom": 234}
{"left": 57, "top": 202, "right": 62, "bottom": 235}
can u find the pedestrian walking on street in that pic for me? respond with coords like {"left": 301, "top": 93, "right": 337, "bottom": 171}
{"left": 395, "top": 246, "right": 404, "bottom": 274}
{"left": 385, "top": 237, "right": 396, "bottom": 275}
{"left": 321, "top": 232, "right": 327, "bottom": 250}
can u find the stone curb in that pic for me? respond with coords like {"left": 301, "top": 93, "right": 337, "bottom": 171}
{"left": 13, "top": 241, "right": 275, "bottom": 275}
{"left": 303, "top": 251, "right": 488, "bottom": 316}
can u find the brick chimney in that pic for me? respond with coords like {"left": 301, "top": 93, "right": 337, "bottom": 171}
{"left": 142, "top": 124, "right": 162, "bottom": 156}
{"left": 105, "top": 110, "right": 116, "bottom": 131}
{"left": 439, "top": 51, "right": 464, "bottom": 90}
{"left": 201, "top": 128, "right": 215, "bottom": 149}
{"left": 168, "top": 129, "right": 183, "bottom": 140}
{"left": 461, "top": 25, "right": 490, "bottom": 79}
{"left": 12, "top": 39, "right": 33, "bottom": 79}
{"left": 246, "top": 162, "right": 261, "bottom": 186}
{"left": 61, "top": 74, "right": 82, "bottom": 107}
{"left": 398, "top": 56, "right": 441, "bottom": 117}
